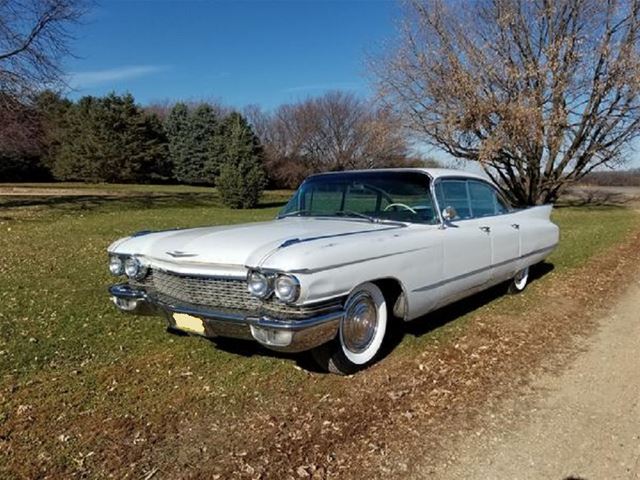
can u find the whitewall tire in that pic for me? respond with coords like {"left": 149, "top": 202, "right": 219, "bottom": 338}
{"left": 508, "top": 266, "right": 529, "bottom": 294}
{"left": 311, "top": 282, "right": 388, "bottom": 375}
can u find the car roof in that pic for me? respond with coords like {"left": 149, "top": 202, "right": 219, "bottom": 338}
{"left": 308, "top": 167, "right": 492, "bottom": 183}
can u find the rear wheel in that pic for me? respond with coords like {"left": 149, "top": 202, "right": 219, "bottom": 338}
{"left": 508, "top": 266, "right": 529, "bottom": 294}
{"left": 311, "top": 282, "right": 388, "bottom": 375}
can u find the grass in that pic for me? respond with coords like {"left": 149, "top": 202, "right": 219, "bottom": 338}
{"left": 0, "top": 185, "right": 638, "bottom": 478}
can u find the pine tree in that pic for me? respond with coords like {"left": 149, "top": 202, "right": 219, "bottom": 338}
{"left": 212, "top": 112, "right": 266, "bottom": 208}
{"left": 164, "top": 102, "right": 189, "bottom": 182}
{"left": 170, "top": 104, "right": 218, "bottom": 184}
{"left": 51, "top": 93, "right": 169, "bottom": 182}
{"left": 35, "top": 90, "right": 73, "bottom": 173}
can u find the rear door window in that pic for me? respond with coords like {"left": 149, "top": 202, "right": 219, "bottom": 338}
{"left": 468, "top": 180, "right": 511, "bottom": 217}
{"left": 468, "top": 181, "right": 497, "bottom": 217}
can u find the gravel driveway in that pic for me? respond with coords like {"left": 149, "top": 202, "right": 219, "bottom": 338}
{"left": 427, "top": 276, "right": 640, "bottom": 480}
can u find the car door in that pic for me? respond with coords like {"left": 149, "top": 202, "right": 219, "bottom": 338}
{"left": 467, "top": 180, "right": 520, "bottom": 282}
{"left": 435, "top": 180, "right": 492, "bottom": 303}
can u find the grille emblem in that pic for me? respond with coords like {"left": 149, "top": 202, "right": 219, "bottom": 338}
{"left": 166, "top": 250, "right": 198, "bottom": 258}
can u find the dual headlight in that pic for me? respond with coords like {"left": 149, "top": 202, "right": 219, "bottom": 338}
{"left": 247, "top": 271, "right": 300, "bottom": 304}
{"left": 108, "top": 254, "right": 147, "bottom": 280}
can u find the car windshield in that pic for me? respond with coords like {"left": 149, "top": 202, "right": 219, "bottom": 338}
{"left": 278, "top": 171, "right": 438, "bottom": 224}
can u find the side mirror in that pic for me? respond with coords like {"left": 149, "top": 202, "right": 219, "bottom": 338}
{"left": 442, "top": 206, "right": 458, "bottom": 222}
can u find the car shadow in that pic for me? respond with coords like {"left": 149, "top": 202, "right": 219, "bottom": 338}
{"left": 205, "top": 262, "right": 555, "bottom": 373}
{"left": 204, "top": 335, "right": 305, "bottom": 364}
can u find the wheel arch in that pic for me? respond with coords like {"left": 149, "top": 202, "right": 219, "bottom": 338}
{"left": 366, "top": 277, "right": 409, "bottom": 321}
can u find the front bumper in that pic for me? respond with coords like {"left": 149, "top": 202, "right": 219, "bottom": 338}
{"left": 108, "top": 284, "right": 342, "bottom": 353}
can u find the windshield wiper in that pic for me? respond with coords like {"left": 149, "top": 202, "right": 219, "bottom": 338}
{"left": 333, "top": 210, "right": 378, "bottom": 223}
{"left": 277, "top": 210, "right": 308, "bottom": 219}
{"left": 279, "top": 209, "right": 403, "bottom": 225}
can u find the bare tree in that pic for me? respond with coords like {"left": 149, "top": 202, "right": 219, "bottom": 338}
{"left": 372, "top": 0, "right": 640, "bottom": 205}
{"left": 0, "top": 0, "right": 84, "bottom": 107}
{"left": 0, "top": 94, "right": 42, "bottom": 153}
{"left": 246, "top": 91, "right": 413, "bottom": 188}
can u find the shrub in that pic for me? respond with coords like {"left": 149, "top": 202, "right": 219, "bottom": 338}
{"left": 217, "top": 161, "right": 266, "bottom": 209}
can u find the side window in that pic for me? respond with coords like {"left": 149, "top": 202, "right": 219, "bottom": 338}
{"left": 436, "top": 180, "right": 472, "bottom": 219}
{"left": 495, "top": 193, "right": 510, "bottom": 214}
{"left": 468, "top": 180, "right": 511, "bottom": 217}
{"left": 468, "top": 181, "right": 496, "bottom": 217}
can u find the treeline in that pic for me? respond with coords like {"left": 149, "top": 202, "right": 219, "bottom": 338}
{"left": 581, "top": 169, "right": 640, "bottom": 187}
{"left": 33, "top": 92, "right": 265, "bottom": 207}
{"left": 0, "top": 90, "right": 430, "bottom": 207}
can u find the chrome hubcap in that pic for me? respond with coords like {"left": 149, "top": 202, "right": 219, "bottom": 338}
{"left": 341, "top": 292, "right": 378, "bottom": 354}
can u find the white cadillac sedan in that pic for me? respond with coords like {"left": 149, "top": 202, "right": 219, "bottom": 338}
{"left": 107, "top": 169, "right": 559, "bottom": 374}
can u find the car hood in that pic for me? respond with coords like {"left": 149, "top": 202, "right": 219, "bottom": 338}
{"left": 109, "top": 217, "right": 405, "bottom": 269}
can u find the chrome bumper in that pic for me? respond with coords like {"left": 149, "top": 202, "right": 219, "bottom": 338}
{"left": 108, "top": 284, "right": 342, "bottom": 353}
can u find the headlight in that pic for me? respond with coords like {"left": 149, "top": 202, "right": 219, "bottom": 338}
{"left": 124, "top": 256, "right": 147, "bottom": 280}
{"left": 109, "top": 255, "right": 124, "bottom": 276}
{"left": 247, "top": 271, "right": 271, "bottom": 298}
{"left": 274, "top": 274, "right": 300, "bottom": 303}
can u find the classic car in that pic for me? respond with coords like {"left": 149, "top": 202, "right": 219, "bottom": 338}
{"left": 107, "top": 168, "right": 559, "bottom": 374}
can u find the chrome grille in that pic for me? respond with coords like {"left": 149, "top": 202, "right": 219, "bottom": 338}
{"left": 139, "top": 269, "right": 341, "bottom": 319}
{"left": 149, "top": 270, "right": 261, "bottom": 311}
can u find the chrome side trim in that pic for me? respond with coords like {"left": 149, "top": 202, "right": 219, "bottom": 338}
{"left": 283, "top": 245, "right": 435, "bottom": 275}
{"left": 274, "top": 225, "right": 405, "bottom": 250}
{"left": 412, "top": 244, "right": 557, "bottom": 293}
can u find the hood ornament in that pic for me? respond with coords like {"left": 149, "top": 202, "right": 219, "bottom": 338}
{"left": 166, "top": 250, "right": 198, "bottom": 258}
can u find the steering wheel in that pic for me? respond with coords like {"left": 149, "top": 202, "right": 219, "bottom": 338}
{"left": 383, "top": 203, "right": 418, "bottom": 214}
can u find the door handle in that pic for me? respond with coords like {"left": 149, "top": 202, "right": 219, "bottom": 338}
{"left": 511, "top": 223, "right": 520, "bottom": 230}
{"left": 479, "top": 226, "right": 491, "bottom": 233}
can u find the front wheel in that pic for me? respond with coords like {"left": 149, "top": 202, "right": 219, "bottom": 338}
{"left": 311, "top": 282, "right": 388, "bottom": 375}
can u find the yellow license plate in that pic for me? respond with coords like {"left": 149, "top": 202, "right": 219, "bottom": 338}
{"left": 173, "top": 313, "right": 205, "bottom": 335}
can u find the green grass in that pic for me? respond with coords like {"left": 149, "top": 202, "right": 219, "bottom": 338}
{"left": 0, "top": 185, "right": 635, "bottom": 373}
{"left": 0, "top": 190, "right": 636, "bottom": 380}
{"left": 0, "top": 188, "right": 290, "bottom": 378}
{"left": 546, "top": 206, "right": 635, "bottom": 269}
{"left": 0, "top": 185, "right": 638, "bottom": 478}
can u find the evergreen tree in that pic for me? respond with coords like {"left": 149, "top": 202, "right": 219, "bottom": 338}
{"left": 212, "top": 112, "right": 266, "bottom": 208}
{"left": 52, "top": 95, "right": 100, "bottom": 181}
{"left": 35, "top": 90, "right": 72, "bottom": 172}
{"left": 164, "top": 102, "right": 189, "bottom": 181}
{"left": 51, "top": 93, "right": 169, "bottom": 182}
{"left": 171, "top": 104, "right": 218, "bottom": 184}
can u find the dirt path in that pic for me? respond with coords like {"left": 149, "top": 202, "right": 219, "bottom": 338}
{"left": 425, "top": 276, "right": 640, "bottom": 480}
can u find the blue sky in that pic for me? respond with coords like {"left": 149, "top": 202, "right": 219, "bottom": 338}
{"left": 65, "top": 0, "right": 399, "bottom": 109}
{"left": 65, "top": 0, "right": 638, "bottom": 168}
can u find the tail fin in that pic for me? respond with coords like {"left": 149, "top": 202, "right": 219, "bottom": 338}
{"left": 515, "top": 204, "right": 553, "bottom": 220}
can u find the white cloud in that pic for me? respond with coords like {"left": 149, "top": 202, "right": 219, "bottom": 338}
{"left": 68, "top": 65, "right": 168, "bottom": 88}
